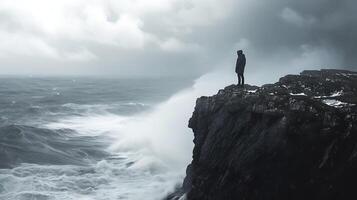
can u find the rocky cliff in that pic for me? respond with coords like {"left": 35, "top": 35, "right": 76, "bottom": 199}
{"left": 170, "top": 69, "right": 357, "bottom": 200}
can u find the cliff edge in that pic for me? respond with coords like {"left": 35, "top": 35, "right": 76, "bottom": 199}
{"left": 172, "top": 69, "right": 357, "bottom": 200}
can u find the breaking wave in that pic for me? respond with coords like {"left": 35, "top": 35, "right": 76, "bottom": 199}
{"left": 0, "top": 72, "right": 235, "bottom": 200}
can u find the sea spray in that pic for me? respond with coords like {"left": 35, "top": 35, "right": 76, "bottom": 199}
{"left": 0, "top": 73, "right": 238, "bottom": 200}
{"left": 26, "top": 71, "right": 235, "bottom": 200}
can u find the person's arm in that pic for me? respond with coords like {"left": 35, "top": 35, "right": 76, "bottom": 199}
{"left": 235, "top": 58, "right": 239, "bottom": 72}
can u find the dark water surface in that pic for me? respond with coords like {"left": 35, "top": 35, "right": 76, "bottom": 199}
{"left": 0, "top": 76, "right": 193, "bottom": 200}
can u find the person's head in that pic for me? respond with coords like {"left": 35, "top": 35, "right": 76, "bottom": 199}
{"left": 237, "top": 50, "right": 243, "bottom": 55}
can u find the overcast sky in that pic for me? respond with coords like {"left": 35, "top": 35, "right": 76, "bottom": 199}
{"left": 0, "top": 0, "right": 356, "bottom": 77}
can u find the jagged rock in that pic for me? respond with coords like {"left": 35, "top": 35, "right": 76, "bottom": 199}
{"left": 172, "top": 69, "right": 357, "bottom": 200}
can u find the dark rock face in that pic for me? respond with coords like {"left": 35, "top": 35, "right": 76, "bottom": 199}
{"left": 181, "top": 69, "right": 357, "bottom": 200}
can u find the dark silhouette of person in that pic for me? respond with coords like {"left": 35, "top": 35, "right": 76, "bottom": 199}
{"left": 235, "top": 50, "right": 246, "bottom": 86}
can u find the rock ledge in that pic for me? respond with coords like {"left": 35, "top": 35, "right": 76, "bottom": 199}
{"left": 171, "top": 69, "right": 357, "bottom": 200}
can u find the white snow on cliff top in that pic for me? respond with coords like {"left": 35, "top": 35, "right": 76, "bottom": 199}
{"left": 314, "top": 90, "right": 343, "bottom": 99}
{"left": 330, "top": 91, "right": 343, "bottom": 97}
{"left": 322, "top": 99, "right": 355, "bottom": 108}
{"left": 247, "top": 89, "right": 257, "bottom": 93}
{"left": 290, "top": 92, "right": 307, "bottom": 96}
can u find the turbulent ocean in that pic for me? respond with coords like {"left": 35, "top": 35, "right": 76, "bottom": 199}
{"left": 0, "top": 76, "right": 202, "bottom": 200}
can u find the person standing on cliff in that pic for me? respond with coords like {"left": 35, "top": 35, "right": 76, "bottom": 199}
{"left": 235, "top": 50, "right": 246, "bottom": 86}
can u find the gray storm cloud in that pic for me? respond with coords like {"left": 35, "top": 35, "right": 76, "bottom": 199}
{"left": 0, "top": 0, "right": 355, "bottom": 76}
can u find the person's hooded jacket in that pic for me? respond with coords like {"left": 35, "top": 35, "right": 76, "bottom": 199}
{"left": 235, "top": 53, "right": 246, "bottom": 74}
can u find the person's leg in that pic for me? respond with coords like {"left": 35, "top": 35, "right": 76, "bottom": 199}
{"left": 238, "top": 73, "right": 243, "bottom": 86}
{"left": 241, "top": 73, "right": 244, "bottom": 86}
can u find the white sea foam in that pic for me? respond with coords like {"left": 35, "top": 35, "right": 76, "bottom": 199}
{"left": 45, "top": 113, "right": 130, "bottom": 136}
{"left": 0, "top": 159, "right": 182, "bottom": 200}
